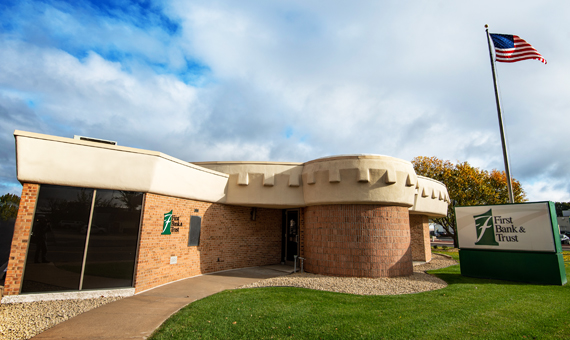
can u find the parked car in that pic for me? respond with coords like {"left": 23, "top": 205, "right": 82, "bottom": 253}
{"left": 60, "top": 220, "right": 83, "bottom": 229}
{"left": 560, "top": 234, "right": 569, "bottom": 245}
{"left": 80, "top": 224, "right": 107, "bottom": 235}
{"left": 435, "top": 231, "right": 447, "bottom": 238}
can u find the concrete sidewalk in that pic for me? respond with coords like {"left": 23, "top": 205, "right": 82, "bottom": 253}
{"left": 33, "top": 265, "right": 293, "bottom": 340}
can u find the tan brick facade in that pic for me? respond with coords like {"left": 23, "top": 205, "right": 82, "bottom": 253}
{"left": 7, "top": 135, "right": 450, "bottom": 297}
{"left": 409, "top": 214, "right": 431, "bottom": 262}
{"left": 4, "top": 186, "right": 435, "bottom": 298}
{"left": 134, "top": 193, "right": 282, "bottom": 293}
{"left": 303, "top": 204, "right": 413, "bottom": 277}
{"left": 4, "top": 183, "right": 39, "bottom": 295}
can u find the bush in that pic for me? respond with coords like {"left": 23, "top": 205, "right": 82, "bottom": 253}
{"left": 0, "top": 193, "right": 20, "bottom": 221}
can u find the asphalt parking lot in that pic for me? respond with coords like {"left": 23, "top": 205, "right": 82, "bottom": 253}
{"left": 431, "top": 237, "right": 570, "bottom": 250}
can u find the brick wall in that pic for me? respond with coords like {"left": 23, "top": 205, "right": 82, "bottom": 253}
{"left": 409, "top": 214, "right": 431, "bottom": 262}
{"left": 304, "top": 204, "right": 412, "bottom": 278}
{"left": 3, "top": 183, "right": 39, "bottom": 295}
{"left": 134, "top": 193, "right": 282, "bottom": 293}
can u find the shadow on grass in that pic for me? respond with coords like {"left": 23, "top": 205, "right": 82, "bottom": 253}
{"left": 430, "top": 264, "right": 518, "bottom": 285}
{"left": 429, "top": 262, "right": 570, "bottom": 287}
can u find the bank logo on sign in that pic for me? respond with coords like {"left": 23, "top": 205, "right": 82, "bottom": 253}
{"left": 474, "top": 209, "right": 499, "bottom": 246}
{"left": 162, "top": 210, "right": 173, "bottom": 235}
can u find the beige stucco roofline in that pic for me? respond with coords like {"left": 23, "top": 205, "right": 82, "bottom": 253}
{"left": 13, "top": 130, "right": 450, "bottom": 216}
{"left": 193, "top": 161, "right": 303, "bottom": 166}
{"left": 14, "top": 130, "right": 228, "bottom": 178}
{"left": 14, "top": 130, "right": 229, "bottom": 203}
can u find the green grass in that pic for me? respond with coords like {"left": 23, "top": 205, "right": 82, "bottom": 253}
{"left": 150, "top": 252, "right": 570, "bottom": 340}
{"left": 432, "top": 248, "right": 460, "bottom": 261}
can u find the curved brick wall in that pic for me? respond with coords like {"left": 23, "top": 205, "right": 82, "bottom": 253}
{"left": 304, "top": 204, "right": 412, "bottom": 277}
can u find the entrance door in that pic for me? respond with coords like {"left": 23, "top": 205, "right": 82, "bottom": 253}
{"left": 285, "top": 210, "right": 299, "bottom": 262}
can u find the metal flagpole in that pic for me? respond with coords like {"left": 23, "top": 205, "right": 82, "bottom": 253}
{"left": 485, "top": 24, "right": 515, "bottom": 204}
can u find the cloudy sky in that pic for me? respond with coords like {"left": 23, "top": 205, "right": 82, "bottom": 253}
{"left": 1, "top": 0, "right": 569, "bottom": 202}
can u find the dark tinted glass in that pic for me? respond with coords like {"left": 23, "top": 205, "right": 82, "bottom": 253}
{"left": 188, "top": 216, "right": 202, "bottom": 246}
{"left": 81, "top": 190, "right": 143, "bottom": 289}
{"left": 22, "top": 185, "right": 93, "bottom": 293}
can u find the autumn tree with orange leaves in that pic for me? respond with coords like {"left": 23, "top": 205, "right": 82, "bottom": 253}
{"left": 411, "top": 156, "right": 527, "bottom": 247}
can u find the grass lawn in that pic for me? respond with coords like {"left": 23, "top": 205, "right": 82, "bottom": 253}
{"left": 150, "top": 251, "right": 570, "bottom": 339}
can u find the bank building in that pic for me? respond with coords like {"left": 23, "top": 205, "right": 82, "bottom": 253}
{"left": 2, "top": 130, "right": 449, "bottom": 302}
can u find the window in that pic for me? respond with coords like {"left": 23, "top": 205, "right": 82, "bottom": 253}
{"left": 21, "top": 185, "right": 143, "bottom": 293}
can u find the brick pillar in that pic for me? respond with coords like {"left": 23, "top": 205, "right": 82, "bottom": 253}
{"left": 3, "top": 183, "right": 39, "bottom": 296}
{"left": 304, "top": 204, "right": 412, "bottom": 277}
{"left": 410, "top": 214, "right": 431, "bottom": 262}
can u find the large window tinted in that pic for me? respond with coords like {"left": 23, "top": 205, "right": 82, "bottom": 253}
{"left": 22, "top": 186, "right": 92, "bottom": 293}
{"left": 82, "top": 190, "right": 142, "bottom": 289}
{"left": 21, "top": 185, "right": 143, "bottom": 293}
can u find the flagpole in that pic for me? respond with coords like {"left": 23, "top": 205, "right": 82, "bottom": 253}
{"left": 485, "top": 24, "right": 515, "bottom": 204}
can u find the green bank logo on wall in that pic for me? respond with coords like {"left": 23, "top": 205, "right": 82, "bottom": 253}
{"left": 474, "top": 209, "right": 499, "bottom": 246}
{"left": 161, "top": 210, "right": 182, "bottom": 235}
{"left": 162, "top": 210, "right": 173, "bottom": 235}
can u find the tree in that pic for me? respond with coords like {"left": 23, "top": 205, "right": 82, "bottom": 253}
{"left": 555, "top": 202, "right": 570, "bottom": 217}
{"left": 116, "top": 191, "right": 143, "bottom": 211}
{"left": 412, "top": 156, "right": 527, "bottom": 247}
{"left": 0, "top": 193, "right": 20, "bottom": 221}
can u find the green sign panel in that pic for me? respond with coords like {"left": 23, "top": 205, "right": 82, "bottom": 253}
{"left": 474, "top": 209, "right": 499, "bottom": 246}
{"left": 162, "top": 210, "right": 173, "bottom": 235}
{"left": 455, "top": 202, "right": 566, "bottom": 285}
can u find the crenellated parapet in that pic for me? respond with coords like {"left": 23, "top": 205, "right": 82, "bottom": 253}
{"left": 301, "top": 155, "right": 418, "bottom": 206}
{"left": 195, "top": 155, "right": 449, "bottom": 217}
{"left": 411, "top": 176, "right": 450, "bottom": 217}
{"left": 192, "top": 162, "right": 305, "bottom": 208}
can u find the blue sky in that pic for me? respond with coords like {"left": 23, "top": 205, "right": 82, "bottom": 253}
{"left": 1, "top": 0, "right": 570, "bottom": 202}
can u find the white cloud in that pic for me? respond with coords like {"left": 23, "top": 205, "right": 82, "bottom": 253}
{"left": 1, "top": 0, "right": 570, "bottom": 202}
{"left": 525, "top": 179, "right": 570, "bottom": 202}
{"left": 0, "top": 39, "right": 201, "bottom": 136}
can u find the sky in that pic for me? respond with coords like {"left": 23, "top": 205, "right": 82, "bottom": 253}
{"left": 1, "top": 0, "right": 569, "bottom": 202}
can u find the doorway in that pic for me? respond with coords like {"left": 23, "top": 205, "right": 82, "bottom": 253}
{"left": 283, "top": 209, "right": 299, "bottom": 263}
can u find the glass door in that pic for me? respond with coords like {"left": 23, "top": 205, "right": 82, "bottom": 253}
{"left": 285, "top": 210, "right": 299, "bottom": 262}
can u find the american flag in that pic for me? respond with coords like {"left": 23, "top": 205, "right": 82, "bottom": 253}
{"left": 489, "top": 33, "right": 547, "bottom": 64}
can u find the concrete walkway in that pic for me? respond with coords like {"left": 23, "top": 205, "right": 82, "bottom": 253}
{"left": 33, "top": 265, "right": 293, "bottom": 340}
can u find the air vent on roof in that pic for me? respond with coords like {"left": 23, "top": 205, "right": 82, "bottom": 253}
{"left": 74, "top": 135, "right": 117, "bottom": 145}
